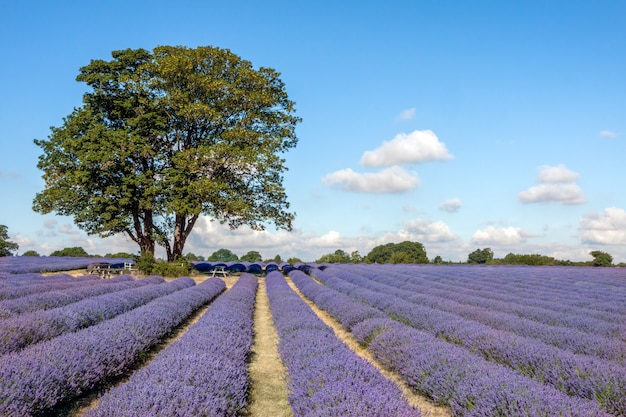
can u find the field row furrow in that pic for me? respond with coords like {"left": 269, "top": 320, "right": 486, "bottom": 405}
{"left": 0, "top": 274, "right": 153, "bottom": 318}
{"left": 0, "top": 277, "right": 225, "bottom": 417}
{"left": 288, "top": 269, "right": 608, "bottom": 417}
{"left": 330, "top": 266, "right": 626, "bottom": 362}
{"left": 267, "top": 270, "right": 422, "bottom": 416}
{"left": 350, "top": 264, "right": 626, "bottom": 325}
{"left": 0, "top": 273, "right": 98, "bottom": 300}
{"left": 312, "top": 267, "right": 626, "bottom": 416}
{"left": 387, "top": 265, "right": 626, "bottom": 316}
{"left": 86, "top": 274, "right": 254, "bottom": 416}
{"left": 0, "top": 276, "right": 198, "bottom": 355}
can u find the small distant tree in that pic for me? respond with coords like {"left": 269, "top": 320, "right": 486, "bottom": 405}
{"left": 467, "top": 248, "right": 494, "bottom": 264}
{"left": 208, "top": 248, "right": 239, "bottom": 262}
{"left": 317, "top": 249, "right": 351, "bottom": 263}
{"left": 50, "top": 247, "right": 90, "bottom": 257}
{"left": 590, "top": 250, "right": 613, "bottom": 267}
{"left": 0, "top": 225, "right": 19, "bottom": 257}
{"left": 286, "top": 256, "right": 302, "bottom": 264}
{"left": 350, "top": 250, "right": 363, "bottom": 263}
{"left": 240, "top": 251, "right": 263, "bottom": 262}
{"left": 183, "top": 252, "right": 204, "bottom": 261}
{"left": 22, "top": 250, "right": 40, "bottom": 256}
{"left": 432, "top": 255, "right": 443, "bottom": 264}
{"left": 105, "top": 252, "right": 136, "bottom": 258}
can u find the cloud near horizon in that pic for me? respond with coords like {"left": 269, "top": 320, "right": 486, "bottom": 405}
{"left": 360, "top": 130, "right": 453, "bottom": 167}
{"left": 580, "top": 207, "right": 626, "bottom": 245}
{"left": 471, "top": 225, "right": 532, "bottom": 246}
{"left": 518, "top": 164, "right": 586, "bottom": 205}
{"left": 322, "top": 166, "right": 420, "bottom": 193}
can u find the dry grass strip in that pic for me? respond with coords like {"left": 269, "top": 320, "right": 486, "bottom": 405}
{"left": 245, "top": 278, "right": 293, "bottom": 417}
{"left": 284, "top": 276, "right": 452, "bottom": 417}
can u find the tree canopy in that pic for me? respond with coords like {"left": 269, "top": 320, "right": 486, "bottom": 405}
{"left": 50, "top": 247, "right": 90, "bottom": 257}
{"left": 590, "top": 250, "right": 613, "bottom": 267}
{"left": 240, "top": 250, "right": 263, "bottom": 262}
{"left": 315, "top": 249, "right": 364, "bottom": 264}
{"left": 365, "top": 241, "right": 428, "bottom": 264}
{"left": 0, "top": 225, "right": 19, "bottom": 256}
{"left": 208, "top": 248, "right": 239, "bottom": 262}
{"left": 467, "top": 248, "right": 494, "bottom": 264}
{"left": 33, "top": 46, "right": 300, "bottom": 261}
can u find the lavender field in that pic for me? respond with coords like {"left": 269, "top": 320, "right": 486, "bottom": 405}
{"left": 0, "top": 257, "right": 624, "bottom": 416}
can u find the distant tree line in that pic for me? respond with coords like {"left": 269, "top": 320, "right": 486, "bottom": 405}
{"left": 468, "top": 247, "right": 618, "bottom": 267}
{"left": 1, "top": 222, "right": 621, "bottom": 267}
{"left": 316, "top": 241, "right": 429, "bottom": 264}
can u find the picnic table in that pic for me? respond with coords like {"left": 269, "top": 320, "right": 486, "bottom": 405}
{"left": 87, "top": 262, "right": 136, "bottom": 278}
{"left": 210, "top": 266, "right": 228, "bottom": 277}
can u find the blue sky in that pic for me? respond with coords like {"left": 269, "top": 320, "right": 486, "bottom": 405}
{"left": 1, "top": 1, "right": 625, "bottom": 262}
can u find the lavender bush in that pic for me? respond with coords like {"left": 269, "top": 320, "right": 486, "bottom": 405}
{"left": 0, "top": 256, "right": 134, "bottom": 273}
{"left": 313, "top": 266, "right": 626, "bottom": 416}
{"left": 0, "top": 277, "right": 225, "bottom": 416}
{"left": 0, "top": 274, "right": 146, "bottom": 318}
{"left": 86, "top": 274, "right": 257, "bottom": 417}
{"left": 292, "top": 269, "right": 609, "bottom": 417}
{"left": 0, "top": 273, "right": 97, "bottom": 300}
{"left": 268, "top": 270, "right": 421, "bottom": 417}
{"left": 0, "top": 276, "right": 207, "bottom": 354}
{"left": 330, "top": 265, "right": 626, "bottom": 362}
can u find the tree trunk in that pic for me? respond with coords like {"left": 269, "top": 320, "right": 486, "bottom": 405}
{"left": 169, "top": 213, "right": 199, "bottom": 261}
{"left": 127, "top": 208, "right": 156, "bottom": 258}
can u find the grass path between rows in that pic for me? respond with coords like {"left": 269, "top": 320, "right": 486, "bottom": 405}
{"left": 283, "top": 275, "right": 452, "bottom": 417}
{"left": 245, "top": 278, "right": 293, "bottom": 417}
{"left": 50, "top": 272, "right": 450, "bottom": 416}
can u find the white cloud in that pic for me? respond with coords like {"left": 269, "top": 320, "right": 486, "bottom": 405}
{"left": 518, "top": 183, "right": 586, "bottom": 205}
{"left": 580, "top": 207, "right": 626, "bottom": 245}
{"left": 360, "top": 130, "right": 453, "bottom": 167}
{"left": 519, "top": 164, "right": 586, "bottom": 205}
{"left": 396, "top": 107, "right": 416, "bottom": 121}
{"left": 322, "top": 166, "right": 419, "bottom": 193}
{"left": 536, "top": 164, "right": 580, "bottom": 183}
{"left": 439, "top": 198, "right": 461, "bottom": 213}
{"left": 471, "top": 226, "right": 530, "bottom": 246}
{"left": 402, "top": 219, "right": 459, "bottom": 243}
{"left": 599, "top": 130, "right": 618, "bottom": 138}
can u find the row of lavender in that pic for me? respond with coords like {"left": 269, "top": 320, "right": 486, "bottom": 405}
{"left": 0, "top": 274, "right": 162, "bottom": 318}
{"left": 0, "top": 276, "right": 195, "bottom": 354}
{"left": 86, "top": 274, "right": 257, "bottom": 416}
{"left": 377, "top": 264, "right": 626, "bottom": 317}
{"left": 354, "top": 264, "right": 626, "bottom": 342}
{"left": 0, "top": 277, "right": 226, "bottom": 416}
{"left": 266, "top": 270, "right": 421, "bottom": 416}
{"left": 312, "top": 265, "right": 626, "bottom": 416}
{"left": 0, "top": 272, "right": 99, "bottom": 300}
{"left": 333, "top": 267, "right": 626, "bottom": 358}
{"left": 289, "top": 268, "right": 610, "bottom": 416}
{"left": 0, "top": 256, "right": 134, "bottom": 274}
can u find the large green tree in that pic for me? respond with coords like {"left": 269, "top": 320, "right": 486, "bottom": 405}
{"left": 33, "top": 46, "right": 300, "bottom": 261}
{"left": 467, "top": 247, "right": 494, "bottom": 264}
{"left": 365, "top": 241, "right": 428, "bottom": 264}
{"left": 590, "top": 250, "right": 613, "bottom": 267}
{"left": 0, "top": 225, "right": 19, "bottom": 256}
